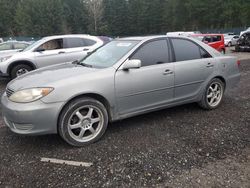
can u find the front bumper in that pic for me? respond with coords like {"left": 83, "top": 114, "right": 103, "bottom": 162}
{"left": 1, "top": 93, "right": 64, "bottom": 135}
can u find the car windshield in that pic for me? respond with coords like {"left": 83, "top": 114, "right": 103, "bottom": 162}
{"left": 79, "top": 40, "right": 139, "bottom": 68}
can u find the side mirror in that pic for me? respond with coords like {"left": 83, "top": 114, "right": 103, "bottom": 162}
{"left": 204, "top": 41, "right": 209, "bottom": 44}
{"left": 36, "top": 48, "right": 45, "bottom": 52}
{"left": 122, "top": 59, "right": 141, "bottom": 70}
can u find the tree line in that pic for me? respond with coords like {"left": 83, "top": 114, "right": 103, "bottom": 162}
{"left": 0, "top": 0, "right": 249, "bottom": 37}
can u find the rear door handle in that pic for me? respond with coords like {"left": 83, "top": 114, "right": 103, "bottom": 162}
{"left": 83, "top": 48, "right": 89, "bottom": 51}
{"left": 163, "top": 69, "right": 174, "bottom": 75}
{"left": 58, "top": 51, "right": 65, "bottom": 54}
{"left": 206, "top": 62, "right": 214, "bottom": 67}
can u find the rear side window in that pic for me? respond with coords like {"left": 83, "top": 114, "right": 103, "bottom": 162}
{"left": 65, "top": 38, "right": 86, "bottom": 48}
{"left": 171, "top": 38, "right": 202, "bottom": 61}
{"left": 0, "top": 43, "right": 12, "bottom": 51}
{"left": 14, "top": 43, "right": 29, "bottom": 49}
{"left": 84, "top": 39, "right": 96, "bottom": 46}
{"left": 131, "top": 40, "right": 170, "bottom": 67}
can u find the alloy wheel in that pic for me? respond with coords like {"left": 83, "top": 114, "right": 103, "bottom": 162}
{"left": 16, "top": 68, "right": 29, "bottom": 77}
{"left": 67, "top": 105, "right": 104, "bottom": 143}
{"left": 206, "top": 82, "right": 223, "bottom": 107}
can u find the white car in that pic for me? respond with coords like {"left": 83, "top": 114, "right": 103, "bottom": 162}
{"left": 0, "top": 35, "right": 109, "bottom": 79}
{"left": 240, "top": 27, "right": 250, "bottom": 36}
{"left": 0, "top": 41, "right": 31, "bottom": 58}
{"left": 224, "top": 35, "right": 240, "bottom": 47}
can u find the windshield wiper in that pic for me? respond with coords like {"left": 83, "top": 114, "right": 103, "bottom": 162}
{"left": 72, "top": 60, "right": 93, "bottom": 68}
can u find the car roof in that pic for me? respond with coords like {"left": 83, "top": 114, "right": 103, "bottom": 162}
{"left": 43, "top": 34, "right": 90, "bottom": 40}
{"left": 192, "top": 34, "right": 223, "bottom": 36}
{"left": 116, "top": 35, "right": 191, "bottom": 42}
{"left": 0, "top": 41, "right": 30, "bottom": 44}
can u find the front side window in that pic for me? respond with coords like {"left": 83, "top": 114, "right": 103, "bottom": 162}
{"left": 38, "top": 39, "right": 63, "bottom": 51}
{"left": 212, "top": 36, "right": 222, "bottom": 42}
{"left": 131, "top": 40, "right": 170, "bottom": 67}
{"left": 0, "top": 43, "right": 12, "bottom": 51}
{"left": 80, "top": 40, "right": 139, "bottom": 68}
{"left": 171, "top": 38, "right": 202, "bottom": 61}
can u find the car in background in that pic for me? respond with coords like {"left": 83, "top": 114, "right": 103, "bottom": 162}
{"left": 1, "top": 35, "right": 240, "bottom": 146}
{"left": 0, "top": 41, "right": 31, "bottom": 57}
{"left": 235, "top": 31, "right": 250, "bottom": 52}
{"left": 0, "top": 34, "right": 109, "bottom": 79}
{"left": 191, "top": 34, "right": 226, "bottom": 54}
{"left": 224, "top": 35, "right": 239, "bottom": 47}
{"left": 240, "top": 27, "right": 250, "bottom": 36}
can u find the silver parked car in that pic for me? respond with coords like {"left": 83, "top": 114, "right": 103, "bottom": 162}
{"left": 2, "top": 36, "right": 240, "bottom": 146}
{"left": 0, "top": 41, "right": 31, "bottom": 58}
{"left": 224, "top": 35, "right": 239, "bottom": 47}
{"left": 0, "top": 35, "right": 108, "bottom": 79}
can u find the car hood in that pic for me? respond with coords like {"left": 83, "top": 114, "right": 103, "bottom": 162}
{"left": 7, "top": 63, "right": 105, "bottom": 91}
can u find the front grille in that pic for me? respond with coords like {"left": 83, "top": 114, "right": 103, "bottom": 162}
{"left": 6, "top": 88, "right": 15, "bottom": 98}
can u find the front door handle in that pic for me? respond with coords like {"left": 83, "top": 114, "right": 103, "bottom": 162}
{"left": 163, "top": 69, "right": 174, "bottom": 75}
{"left": 58, "top": 51, "right": 65, "bottom": 54}
{"left": 206, "top": 62, "right": 214, "bottom": 67}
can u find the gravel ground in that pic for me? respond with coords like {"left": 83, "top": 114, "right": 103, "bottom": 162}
{"left": 0, "top": 59, "right": 249, "bottom": 188}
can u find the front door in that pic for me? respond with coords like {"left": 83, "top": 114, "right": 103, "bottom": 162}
{"left": 115, "top": 39, "right": 174, "bottom": 115}
{"left": 34, "top": 38, "right": 67, "bottom": 68}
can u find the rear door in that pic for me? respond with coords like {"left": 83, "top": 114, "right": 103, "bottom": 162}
{"left": 63, "top": 37, "right": 98, "bottom": 62}
{"left": 115, "top": 39, "right": 174, "bottom": 115}
{"left": 170, "top": 38, "right": 214, "bottom": 101}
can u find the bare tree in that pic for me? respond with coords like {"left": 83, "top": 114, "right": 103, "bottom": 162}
{"left": 84, "top": 0, "right": 104, "bottom": 34}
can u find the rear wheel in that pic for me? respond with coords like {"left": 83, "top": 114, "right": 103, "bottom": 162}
{"left": 10, "top": 64, "right": 33, "bottom": 79}
{"left": 228, "top": 42, "right": 232, "bottom": 47}
{"left": 198, "top": 78, "right": 225, "bottom": 110}
{"left": 58, "top": 97, "right": 108, "bottom": 147}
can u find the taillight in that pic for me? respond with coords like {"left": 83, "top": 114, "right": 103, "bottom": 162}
{"left": 237, "top": 60, "right": 240, "bottom": 67}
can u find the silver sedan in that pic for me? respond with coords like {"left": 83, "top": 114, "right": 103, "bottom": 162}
{"left": 1, "top": 36, "right": 241, "bottom": 146}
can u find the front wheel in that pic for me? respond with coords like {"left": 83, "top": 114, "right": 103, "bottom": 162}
{"left": 10, "top": 64, "right": 33, "bottom": 79}
{"left": 58, "top": 97, "right": 108, "bottom": 147}
{"left": 198, "top": 78, "right": 225, "bottom": 110}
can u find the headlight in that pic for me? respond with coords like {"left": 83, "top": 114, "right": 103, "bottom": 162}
{"left": 9, "top": 87, "right": 54, "bottom": 103}
{"left": 0, "top": 56, "right": 12, "bottom": 62}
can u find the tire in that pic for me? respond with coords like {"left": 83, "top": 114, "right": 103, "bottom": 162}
{"left": 221, "top": 49, "right": 226, "bottom": 54}
{"left": 198, "top": 78, "right": 225, "bottom": 110}
{"left": 10, "top": 64, "right": 33, "bottom": 79}
{"left": 58, "top": 97, "right": 109, "bottom": 147}
{"left": 228, "top": 42, "right": 232, "bottom": 47}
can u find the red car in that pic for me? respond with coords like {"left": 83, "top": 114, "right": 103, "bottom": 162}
{"left": 191, "top": 34, "right": 226, "bottom": 54}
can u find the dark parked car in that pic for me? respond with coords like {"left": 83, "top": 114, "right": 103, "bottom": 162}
{"left": 235, "top": 31, "right": 250, "bottom": 52}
